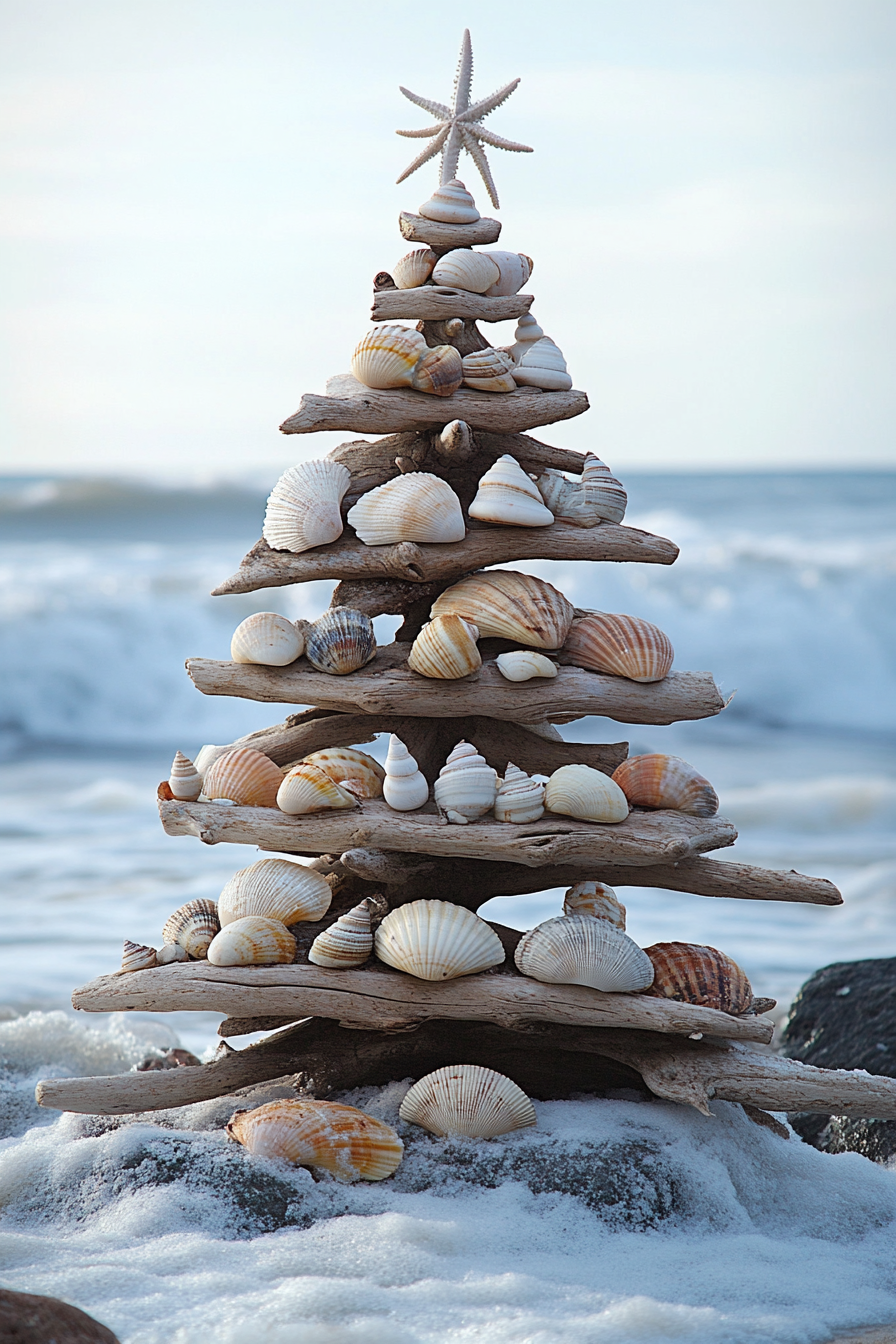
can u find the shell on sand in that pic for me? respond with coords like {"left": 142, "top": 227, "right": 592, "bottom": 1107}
{"left": 515, "top": 914, "right": 654, "bottom": 993}
{"left": 399, "top": 1064, "right": 536, "bottom": 1138}
{"left": 227, "top": 1098, "right": 403, "bottom": 1181}
{"left": 375, "top": 899, "right": 504, "bottom": 981}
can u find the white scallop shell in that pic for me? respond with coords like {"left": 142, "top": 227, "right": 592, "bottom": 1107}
{"left": 218, "top": 857, "right": 333, "bottom": 926}
{"left": 263, "top": 459, "right": 350, "bottom": 554}
{"left": 156, "top": 942, "right": 189, "bottom": 965}
{"left": 393, "top": 248, "right": 437, "bottom": 289}
{"left": 461, "top": 348, "right": 517, "bottom": 394}
{"left": 493, "top": 764, "right": 545, "bottom": 824}
{"left": 408, "top": 615, "right": 481, "bottom": 680}
{"left": 230, "top": 612, "right": 305, "bottom": 666}
{"left": 277, "top": 763, "right": 358, "bottom": 815}
{"left": 347, "top": 473, "right": 465, "bottom": 546}
{"left": 507, "top": 313, "right": 545, "bottom": 364}
{"left": 512, "top": 337, "right": 573, "bottom": 392}
{"left": 121, "top": 941, "right": 157, "bottom": 972}
{"left": 515, "top": 914, "right": 654, "bottom": 993}
{"left": 399, "top": 1064, "right": 536, "bottom": 1138}
{"left": 351, "top": 325, "right": 427, "bottom": 390}
{"left": 308, "top": 899, "right": 375, "bottom": 968}
{"left": 468, "top": 455, "right": 554, "bottom": 526}
{"left": 168, "top": 750, "right": 202, "bottom": 800}
{"left": 563, "top": 881, "right": 627, "bottom": 929}
{"left": 375, "top": 900, "right": 504, "bottom": 981}
{"left": 162, "top": 899, "right": 220, "bottom": 959}
{"left": 543, "top": 764, "right": 630, "bottom": 824}
{"left": 382, "top": 735, "right": 430, "bottom": 812}
{"left": 536, "top": 454, "right": 627, "bottom": 527}
{"left": 431, "top": 250, "right": 500, "bottom": 294}
{"left": 433, "top": 741, "right": 498, "bottom": 824}
{"left": 418, "top": 179, "right": 480, "bottom": 224}
{"left": 207, "top": 916, "right": 296, "bottom": 967}
{"left": 482, "top": 251, "right": 533, "bottom": 297}
{"left": 495, "top": 651, "right": 558, "bottom": 682}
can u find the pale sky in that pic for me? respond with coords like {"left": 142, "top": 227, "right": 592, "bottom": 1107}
{"left": 1, "top": 0, "right": 895, "bottom": 478}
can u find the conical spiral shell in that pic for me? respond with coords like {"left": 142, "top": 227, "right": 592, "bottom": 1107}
{"left": 508, "top": 313, "right": 545, "bottom": 363}
{"left": 262, "top": 459, "right": 350, "bottom": 554}
{"left": 218, "top": 858, "right": 332, "bottom": 926}
{"left": 431, "top": 570, "right": 574, "bottom": 649}
{"left": 203, "top": 748, "right": 283, "bottom": 808}
{"left": 230, "top": 613, "right": 305, "bottom": 667}
{"left": 482, "top": 251, "right": 533, "bottom": 298}
{"left": 301, "top": 748, "right": 385, "bottom": 799}
{"left": 375, "top": 900, "right": 505, "bottom": 981}
{"left": 227, "top": 1099, "right": 403, "bottom": 1182}
{"left": 308, "top": 899, "right": 375, "bottom": 968}
{"left": 612, "top": 754, "right": 719, "bottom": 817}
{"left": 461, "top": 349, "right": 517, "bottom": 394}
{"left": 468, "top": 454, "right": 554, "bottom": 526}
{"left": 536, "top": 454, "right": 627, "bottom": 528}
{"left": 493, "top": 763, "right": 544, "bottom": 823}
{"left": 162, "top": 899, "right": 220, "bottom": 959}
{"left": 207, "top": 915, "right": 296, "bottom": 967}
{"left": 408, "top": 614, "right": 481, "bottom": 680}
{"left": 410, "top": 344, "right": 464, "bottom": 396}
{"left": 512, "top": 336, "right": 573, "bottom": 391}
{"left": 544, "top": 764, "right": 629, "bottom": 824}
{"left": 434, "top": 741, "right": 498, "bottom": 823}
{"left": 418, "top": 179, "right": 480, "bottom": 224}
{"left": 304, "top": 607, "right": 376, "bottom": 675}
{"left": 563, "top": 613, "right": 674, "bottom": 684}
{"left": 515, "top": 914, "right": 654, "bottom": 993}
{"left": 347, "top": 473, "right": 465, "bottom": 546}
{"left": 277, "top": 762, "right": 358, "bottom": 815}
{"left": 168, "top": 750, "right": 202, "bottom": 800}
{"left": 351, "top": 325, "right": 426, "bottom": 389}
{"left": 642, "top": 942, "right": 753, "bottom": 1015}
{"left": 563, "top": 881, "right": 626, "bottom": 929}
{"left": 400, "top": 1065, "right": 536, "bottom": 1138}
{"left": 495, "top": 650, "right": 558, "bottom": 682}
{"left": 431, "top": 249, "right": 500, "bottom": 294}
{"left": 121, "top": 941, "right": 157, "bottom": 973}
{"left": 393, "top": 248, "right": 437, "bottom": 289}
{"left": 382, "top": 735, "right": 430, "bottom": 811}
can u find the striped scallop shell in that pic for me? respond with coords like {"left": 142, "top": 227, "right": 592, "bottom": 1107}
{"left": 301, "top": 748, "right": 385, "bottom": 799}
{"left": 304, "top": 607, "right": 376, "bottom": 675}
{"left": 400, "top": 1065, "right": 536, "bottom": 1138}
{"left": 512, "top": 337, "right": 572, "bottom": 392}
{"left": 351, "top": 325, "right": 426, "bottom": 389}
{"left": 493, "top": 763, "right": 544, "bottom": 824}
{"left": 202, "top": 748, "right": 283, "bottom": 808}
{"left": 544, "top": 764, "right": 629, "bottom": 824}
{"left": 431, "top": 570, "right": 574, "bottom": 649}
{"left": 375, "top": 900, "right": 505, "bottom": 981}
{"left": 262, "top": 459, "right": 350, "bottom": 554}
{"left": 515, "top": 914, "right": 654, "bottom": 993}
{"left": 410, "top": 344, "right": 464, "bottom": 396}
{"left": 468, "top": 455, "right": 554, "bottom": 526}
{"left": 162, "top": 899, "right": 220, "bottom": 959}
{"left": 193, "top": 744, "right": 233, "bottom": 780}
{"left": 168, "top": 750, "right": 202, "bottom": 801}
{"left": 347, "top": 473, "right": 465, "bottom": 546}
{"left": 230, "top": 613, "right": 305, "bottom": 667}
{"left": 227, "top": 1098, "right": 403, "bottom": 1182}
{"left": 495, "top": 650, "right": 558, "bottom": 682}
{"left": 483, "top": 251, "right": 533, "bottom": 297}
{"left": 393, "top": 248, "right": 437, "bottom": 289}
{"left": 121, "top": 941, "right": 157, "bottom": 972}
{"left": 382, "top": 735, "right": 430, "bottom": 812}
{"left": 277, "top": 762, "right": 357, "bottom": 815}
{"left": 218, "top": 857, "right": 332, "bottom": 926}
{"left": 642, "top": 942, "right": 753, "bottom": 1015}
{"left": 562, "top": 881, "right": 626, "bottom": 930}
{"left": 461, "top": 349, "right": 517, "bottom": 394}
{"left": 207, "top": 915, "right": 296, "bottom": 966}
{"left": 308, "top": 899, "right": 375, "bottom": 968}
{"left": 418, "top": 179, "right": 480, "bottom": 224}
{"left": 431, "top": 249, "right": 500, "bottom": 294}
{"left": 536, "top": 454, "right": 627, "bottom": 527}
{"left": 408, "top": 614, "right": 481, "bottom": 680}
{"left": 434, "top": 741, "right": 498, "bottom": 823}
{"left": 563, "top": 612, "right": 673, "bottom": 683}
{"left": 612, "top": 754, "right": 719, "bottom": 817}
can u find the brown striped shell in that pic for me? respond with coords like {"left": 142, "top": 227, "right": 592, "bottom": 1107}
{"left": 431, "top": 570, "right": 574, "bottom": 649}
{"left": 612, "top": 755, "right": 719, "bottom": 817}
{"left": 301, "top": 748, "right": 385, "bottom": 799}
{"left": 642, "top": 942, "right": 753, "bottom": 1015}
{"left": 227, "top": 1099, "right": 403, "bottom": 1182}
{"left": 563, "top": 612, "right": 673, "bottom": 683}
{"left": 202, "top": 748, "right": 283, "bottom": 809}
{"left": 161, "top": 899, "right": 220, "bottom": 959}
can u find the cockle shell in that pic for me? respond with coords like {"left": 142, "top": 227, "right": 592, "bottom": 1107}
{"left": 162, "top": 899, "right": 220, "bottom": 959}
{"left": 156, "top": 942, "right": 188, "bottom": 965}
{"left": 263, "top": 459, "right": 350, "bottom": 554}
{"left": 393, "top": 248, "right": 437, "bottom": 289}
{"left": 408, "top": 614, "right": 481, "bottom": 680}
{"left": 431, "top": 249, "right": 500, "bottom": 294}
{"left": 410, "top": 344, "right": 464, "bottom": 397}
{"left": 382, "top": 735, "right": 430, "bottom": 812}
{"left": 121, "top": 941, "right": 157, "bottom": 973}
{"left": 193, "top": 744, "right": 233, "bottom": 780}
{"left": 351, "top": 325, "right": 427, "bottom": 390}
{"left": 230, "top": 613, "right": 305, "bottom": 667}
{"left": 495, "top": 650, "right": 558, "bottom": 682}
{"left": 536, "top": 454, "right": 627, "bottom": 528}
{"left": 348, "top": 473, "right": 465, "bottom": 547}
{"left": 304, "top": 607, "right": 377, "bottom": 675}
{"left": 516, "top": 915, "right": 654, "bottom": 993}
{"left": 207, "top": 915, "right": 296, "bottom": 967}
{"left": 434, "top": 741, "right": 498, "bottom": 824}
{"left": 563, "top": 881, "right": 627, "bottom": 930}
{"left": 218, "top": 857, "right": 332, "bottom": 926}
{"left": 399, "top": 1065, "right": 536, "bottom": 1138}
{"left": 642, "top": 942, "right": 753, "bottom": 1015}
{"left": 418, "top": 179, "right": 480, "bottom": 224}
{"left": 202, "top": 748, "right": 283, "bottom": 808}
{"left": 493, "top": 763, "right": 544, "bottom": 824}
{"left": 301, "top": 748, "right": 385, "bottom": 799}
{"left": 308, "top": 899, "right": 375, "bottom": 968}
{"left": 512, "top": 336, "right": 573, "bottom": 392}
{"left": 227, "top": 1099, "right": 403, "bottom": 1182}
{"left": 431, "top": 570, "right": 574, "bottom": 649}
{"left": 168, "top": 750, "right": 202, "bottom": 801}
{"left": 482, "top": 251, "right": 533, "bottom": 297}
{"left": 468, "top": 454, "right": 554, "bottom": 525}
{"left": 461, "top": 348, "right": 517, "bottom": 394}
{"left": 544, "top": 764, "right": 629, "bottom": 824}
{"left": 277, "top": 762, "right": 358, "bottom": 815}
{"left": 507, "top": 313, "right": 545, "bottom": 364}
{"left": 564, "top": 613, "right": 674, "bottom": 684}
{"left": 375, "top": 899, "right": 505, "bottom": 981}
{"left": 612, "top": 754, "right": 719, "bottom": 817}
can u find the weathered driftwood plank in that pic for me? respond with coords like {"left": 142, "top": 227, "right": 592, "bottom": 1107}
{"left": 371, "top": 288, "right": 533, "bottom": 323}
{"left": 399, "top": 211, "right": 502, "bottom": 248}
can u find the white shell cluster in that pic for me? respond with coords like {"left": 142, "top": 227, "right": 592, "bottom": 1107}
{"left": 434, "top": 741, "right": 498, "bottom": 824}
{"left": 231, "top": 613, "right": 306, "bottom": 667}
{"left": 543, "top": 765, "right": 630, "bottom": 824}
{"left": 468, "top": 455, "right": 554, "bottom": 527}
{"left": 493, "top": 764, "right": 544, "bottom": 824}
{"left": 375, "top": 900, "right": 504, "bottom": 981}
{"left": 382, "top": 735, "right": 430, "bottom": 812}
{"left": 515, "top": 914, "right": 655, "bottom": 993}
{"left": 400, "top": 1064, "right": 536, "bottom": 1138}
{"left": 263, "top": 459, "right": 350, "bottom": 555}
{"left": 536, "top": 454, "right": 627, "bottom": 528}
{"left": 348, "top": 473, "right": 465, "bottom": 546}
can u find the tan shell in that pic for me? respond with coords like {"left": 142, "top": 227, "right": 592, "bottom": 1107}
{"left": 434, "top": 741, "right": 498, "bottom": 824}
{"left": 308, "top": 899, "right": 375, "bottom": 968}
{"left": 515, "top": 914, "right": 654, "bottom": 993}
{"left": 382, "top": 735, "right": 430, "bottom": 812}
{"left": 230, "top": 613, "right": 305, "bottom": 667}
{"left": 400, "top": 1065, "right": 536, "bottom": 1138}
{"left": 277, "top": 762, "right": 358, "bottom": 815}
{"left": 375, "top": 899, "right": 504, "bottom": 981}
{"left": 301, "top": 748, "right": 385, "bottom": 799}
{"left": 304, "top": 607, "right": 376, "bottom": 675}
{"left": 202, "top": 748, "right": 283, "bottom": 809}
{"left": 493, "top": 763, "right": 544, "bottom": 823}
{"left": 218, "top": 857, "right": 333, "bottom": 926}
{"left": 468, "top": 455, "right": 554, "bottom": 526}
{"left": 431, "top": 570, "right": 574, "bottom": 649}
{"left": 536, "top": 454, "right": 627, "bottom": 528}
{"left": 393, "top": 248, "right": 437, "bottom": 289}
{"left": 643, "top": 942, "right": 753, "bottom": 1015}
{"left": 495, "top": 650, "right": 558, "bottom": 682}
{"left": 207, "top": 915, "right": 296, "bottom": 967}
{"left": 351, "top": 325, "right": 426, "bottom": 389}
{"left": 408, "top": 614, "right": 481, "bottom": 680}
{"left": 156, "top": 942, "right": 188, "bottom": 965}
{"left": 410, "top": 344, "right": 464, "bottom": 397}
{"left": 121, "top": 941, "right": 157, "bottom": 973}
{"left": 482, "top": 251, "right": 532, "bottom": 297}
{"left": 227, "top": 1098, "right": 403, "bottom": 1182}
{"left": 347, "top": 473, "right": 465, "bottom": 546}
{"left": 418, "top": 179, "right": 480, "bottom": 224}
{"left": 431, "top": 249, "right": 500, "bottom": 294}
{"left": 461, "top": 349, "right": 517, "bottom": 394}
{"left": 512, "top": 336, "right": 572, "bottom": 391}
{"left": 162, "top": 899, "right": 220, "bottom": 959}
{"left": 544, "top": 764, "right": 629, "bottom": 824}
{"left": 168, "top": 750, "right": 202, "bottom": 801}
{"left": 563, "top": 881, "right": 626, "bottom": 929}
{"left": 262, "top": 459, "right": 350, "bottom": 554}
{"left": 612, "top": 754, "right": 719, "bottom": 817}
{"left": 563, "top": 613, "right": 674, "bottom": 683}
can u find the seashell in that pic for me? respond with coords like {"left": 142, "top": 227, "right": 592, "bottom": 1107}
{"left": 612, "top": 754, "right": 719, "bottom": 818}
{"left": 375, "top": 899, "right": 504, "bottom": 981}
{"left": 156, "top": 942, "right": 189, "bottom": 965}
{"left": 642, "top": 942, "right": 753, "bottom": 1015}
{"left": 408, "top": 614, "right": 481, "bottom": 680}
{"left": 507, "top": 313, "right": 545, "bottom": 364}
{"left": 277, "top": 762, "right": 358, "bottom": 815}
{"left": 431, "top": 249, "right": 500, "bottom": 294}
{"left": 431, "top": 570, "right": 574, "bottom": 649}
{"left": 434, "top": 741, "right": 498, "bottom": 824}
{"left": 392, "top": 248, "right": 437, "bottom": 289}
{"left": 351, "top": 324, "right": 427, "bottom": 390}
{"left": 564, "top": 612, "right": 673, "bottom": 683}
{"left": 207, "top": 915, "right": 296, "bottom": 967}
{"left": 468, "top": 454, "right": 554, "bottom": 525}
{"left": 410, "top": 343, "right": 464, "bottom": 397}
{"left": 382, "top": 735, "right": 430, "bottom": 812}
{"left": 461, "top": 348, "right": 517, "bottom": 394}
{"left": 263, "top": 459, "right": 350, "bottom": 554}
{"left": 512, "top": 336, "right": 573, "bottom": 392}
{"left": 418, "top": 178, "right": 480, "bottom": 224}
{"left": 230, "top": 613, "right": 305, "bottom": 667}
{"left": 121, "top": 941, "right": 157, "bottom": 973}
{"left": 482, "top": 251, "right": 533, "bottom": 297}
{"left": 168, "top": 750, "right": 202, "bottom": 801}
{"left": 308, "top": 899, "right": 375, "bottom": 968}
{"left": 536, "top": 454, "right": 627, "bottom": 528}
{"left": 162, "top": 899, "right": 220, "bottom": 959}
{"left": 227, "top": 1098, "right": 403, "bottom": 1181}
{"left": 438, "top": 418, "right": 473, "bottom": 457}
{"left": 218, "top": 857, "right": 332, "bottom": 926}
{"left": 495, "top": 650, "right": 558, "bottom": 682}
{"left": 399, "top": 1064, "right": 536, "bottom": 1138}
{"left": 493, "top": 763, "right": 544, "bottom": 823}
{"left": 304, "top": 607, "right": 377, "bottom": 675}
{"left": 544, "top": 764, "right": 629, "bottom": 824}
{"left": 347, "top": 473, "right": 465, "bottom": 546}
{"left": 562, "top": 881, "right": 626, "bottom": 929}
{"left": 203, "top": 748, "right": 283, "bottom": 808}
{"left": 301, "top": 748, "right": 385, "bottom": 799}
{"left": 193, "top": 744, "right": 233, "bottom": 780}
{"left": 515, "top": 914, "right": 654, "bottom": 993}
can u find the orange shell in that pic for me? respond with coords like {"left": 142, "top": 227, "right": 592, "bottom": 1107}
{"left": 202, "top": 748, "right": 283, "bottom": 808}
{"left": 301, "top": 747, "right": 385, "bottom": 799}
{"left": 612, "top": 754, "right": 719, "bottom": 817}
{"left": 226, "top": 1099, "right": 403, "bottom": 1182}
{"left": 642, "top": 942, "right": 753, "bottom": 1015}
{"left": 563, "top": 612, "right": 673, "bottom": 683}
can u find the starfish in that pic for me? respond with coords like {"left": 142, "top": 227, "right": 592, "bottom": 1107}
{"left": 395, "top": 29, "right": 533, "bottom": 209}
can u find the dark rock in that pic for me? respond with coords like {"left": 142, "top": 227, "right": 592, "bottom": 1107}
{"left": 0, "top": 1289, "right": 120, "bottom": 1343}
{"left": 137, "top": 1048, "right": 202, "bottom": 1072}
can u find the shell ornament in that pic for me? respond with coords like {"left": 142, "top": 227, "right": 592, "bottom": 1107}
{"left": 493, "top": 764, "right": 544, "bottom": 824}
{"left": 467, "top": 455, "right": 554, "bottom": 527}
{"left": 230, "top": 613, "right": 305, "bottom": 667}
{"left": 304, "top": 607, "right": 377, "bottom": 675}
{"left": 218, "top": 857, "right": 332, "bottom": 926}
{"left": 277, "top": 762, "right": 358, "bottom": 815}
{"left": 382, "top": 735, "right": 430, "bottom": 812}
{"left": 408, "top": 614, "right": 481, "bottom": 680}
{"left": 431, "top": 570, "right": 574, "bottom": 649}
{"left": 562, "top": 881, "right": 627, "bottom": 929}
{"left": 543, "top": 764, "right": 629, "bottom": 824}
{"left": 563, "top": 612, "right": 674, "bottom": 684}
{"left": 263, "top": 459, "right": 350, "bottom": 555}
{"left": 308, "top": 899, "right": 376, "bottom": 968}
{"left": 400, "top": 1065, "right": 536, "bottom": 1138}
{"left": 642, "top": 942, "right": 753, "bottom": 1016}
{"left": 495, "top": 650, "right": 558, "bottom": 682}
{"left": 202, "top": 748, "right": 284, "bottom": 809}
{"left": 507, "top": 313, "right": 545, "bottom": 363}
{"left": 410, "top": 344, "right": 464, "bottom": 397}
{"left": 348, "top": 473, "right": 466, "bottom": 547}
{"left": 227, "top": 1098, "right": 403, "bottom": 1182}
{"left": 375, "top": 900, "right": 505, "bottom": 981}
{"left": 434, "top": 741, "right": 498, "bottom": 823}
{"left": 417, "top": 179, "right": 480, "bottom": 224}
{"left": 536, "top": 454, "right": 627, "bottom": 528}
{"left": 207, "top": 916, "right": 296, "bottom": 967}
{"left": 515, "top": 914, "right": 654, "bottom": 994}
{"left": 612, "top": 754, "right": 719, "bottom": 817}
{"left": 162, "top": 899, "right": 220, "bottom": 960}
{"left": 168, "top": 750, "right": 202, "bottom": 801}
{"left": 482, "top": 251, "right": 533, "bottom": 298}
{"left": 352, "top": 325, "right": 426, "bottom": 389}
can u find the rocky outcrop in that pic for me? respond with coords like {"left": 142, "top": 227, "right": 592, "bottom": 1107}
{"left": 0, "top": 1290, "right": 120, "bottom": 1343}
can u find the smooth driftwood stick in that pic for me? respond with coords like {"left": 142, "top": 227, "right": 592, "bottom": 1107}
{"left": 399, "top": 212, "right": 502, "bottom": 248}
{"left": 371, "top": 288, "right": 533, "bottom": 323}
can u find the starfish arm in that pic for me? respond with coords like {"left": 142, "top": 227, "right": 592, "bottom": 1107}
{"left": 468, "top": 125, "right": 534, "bottom": 154}
{"left": 399, "top": 86, "right": 452, "bottom": 120}
{"left": 453, "top": 29, "right": 474, "bottom": 116}
{"left": 460, "top": 125, "right": 499, "bottom": 208}
{"left": 440, "top": 123, "right": 464, "bottom": 185}
{"left": 460, "top": 78, "right": 521, "bottom": 123}
{"left": 396, "top": 125, "right": 450, "bottom": 184}
{"left": 396, "top": 124, "right": 447, "bottom": 139}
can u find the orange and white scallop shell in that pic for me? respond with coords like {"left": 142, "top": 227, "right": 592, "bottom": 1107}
{"left": 563, "top": 612, "right": 673, "bottom": 684}
{"left": 612, "top": 754, "right": 719, "bottom": 817}
{"left": 202, "top": 748, "right": 284, "bottom": 808}
{"left": 227, "top": 1098, "right": 404, "bottom": 1181}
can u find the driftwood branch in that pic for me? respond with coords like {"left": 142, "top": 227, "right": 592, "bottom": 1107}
{"left": 399, "top": 212, "right": 502, "bottom": 248}
{"left": 371, "top": 288, "right": 533, "bottom": 323}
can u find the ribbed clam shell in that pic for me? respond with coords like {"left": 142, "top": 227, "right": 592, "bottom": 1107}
{"left": 434, "top": 741, "right": 498, "bottom": 823}
{"left": 156, "top": 942, "right": 189, "bottom": 965}
{"left": 347, "top": 473, "right": 465, "bottom": 546}
{"left": 203, "top": 748, "right": 283, "bottom": 808}
{"left": 230, "top": 613, "right": 305, "bottom": 666}
{"left": 482, "top": 251, "right": 533, "bottom": 298}
{"left": 494, "top": 764, "right": 544, "bottom": 823}
{"left": 410, "top": 344, "right": 464, "bottom": 396}
{"left": 468, "top": 454, "right": 554, "bottom": 525}
{"left": 227, "top": 1099, "right": 403, "bottom": 1182}
{"left": 218, "top": 857, "right": 332, "bottom": 926}
{"left": 168, "top": 750, "right": 202, "bottom": 800}
{"left": 308, "top": 899, "right": 375, "bottom": 968}
{"left": 277, "top": 762, "right": 358, "bottom": 815}
{"left": 193, "top": 744, "right": 232, "bottom": 780}
{"left": 461, "top": 349, "right": 517, "bottom": 394}
{"left": 408, "top": 615, "right": 481, "bottom": 680}
{"left": 562, "top": 881, "right": 626, "bottom": 929}
{"left": 431, "top": 570, "right": 574, "bottom": 649}
{"left": 512, "top": 336, "right": 573, "bottom": 392}
{"left": 495, "top": 650, "right": 558, "bottom": 682}
{"left": 643, "top": 942, "right": 753, "bottom": 1015}
{"left": 544, "top": 764, "right": 629, "bottom": 824}
{"left": 393, "top": 248, "right": 437, "bottom": 289}
{"left": 431, "top": 249, "right": 500, "bottom": 294}
{"left": 301, "top": 748, "right": 385, "bottom": 799}
{"left": 418, "top": 179, "right": 480, "bottom": 224}
{"left": 400, "top": 1065, "right": 536, "bottom": 1138}
{"left": 612, "top": 754, "right": 719, "bottom": 817}
{"left": 382, "top": 735, "right": 430, "bottom": 812}
{"left": 563, "top": 613, "right": 674, "bottom": 683}
{"left": 207, "top": 915, "right": 296, "bottom": 966}
{"left": 508, "top": 313, "right": 545, "bottom": 363}
{"left": 375, "top": 900, "right": 505, "bottom": 981}
{"left": 162, "top": 899, "right": 220, "bottom": 959}
{"left": 262, "top": 459, "right": 350, "bottom": 554}
{"left": 536, "top": 454, "right": 627, "bottom": 528}
{"left": 515, "top": 915, "right": 654, "bottom": 993}
{"left": 304, "top": 607, "right": 377, "bottom": 675}
{"left": 351, "top": 325, "right": 427, "bottom": 389}
{"left": 121, "top": 941, "right": 157, "bottom": 972}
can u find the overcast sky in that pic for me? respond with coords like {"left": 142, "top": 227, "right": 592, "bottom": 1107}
{"left": 1, "top": 0, "right": 895, "bottom": 479}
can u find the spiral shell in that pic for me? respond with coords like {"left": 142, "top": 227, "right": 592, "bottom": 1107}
{"left": 507, "top": 313, "right": 545, "bottom": 364}
{"left": 418, "top": 179, "right": 480, "bottom": 224}
{"left": 218, "top": 857, "right": 332, "bottom": 926}
{"left": 495, "top": 650, "right": 558, "bottom": 682}
{"left": 351, "top": 325, "right": 427, "bottom": 389}
{"left": 400, "top": 1065, "right": 536, "bottom": 1138}
{"left": 168, "top": 750, "right": 202, "bottom": 801}
{"left": 393, "top": 248, "right": 437, "bottom": 289}
{"left": 304, "top": 607, "right": 377, "bottom": 675}
{"left": 202, "top": 748, "right": 283, "bottom": 808}
{"left": 262, "top": 459, "right": 350, "bottom": 554}
{"left": 301, "top": 748, "right": 385, "bottom": 799}
{"left": 348, "top": 473, "right": 465, "bottom": 547}
{"left": 277, "top": 762, "right": 358, "bottom": 815}
{"left": 121, "top": 941, "right": 157, "bottom": 973}
{"left": 544, "top": 764, "right": 629, "bottom": 824}
{"left": 410, "top": 344, "right": 464, "bottom": 397}
{"left": 230, "top": 613, "right": 305, "bottom": 667}
{"left": 468, "top": 454, "right": 554, "bottom": 526}
{"left": 536, "top": 454, "right": 627, "bottom": 528}
{"left": 408, "top": 614, "right": 481, "bottom": 680}
{"left": 308, "top": 899, "right": 375, "bottom": 968}
{"left": 642, "top": 942, "right": 753, "bottom": 1015}
{"left": 431, "top": 249, "right": 500, "bottom": 294}
{"left": 563, "top": 613, "right": 674, "bottom": 684}
{"left": 375, "top": 900, "right": 504, "bottom": 981}
{"left": 227, "top": 1099, "right": 403, "bottom": 1182}
{"left": 515, "top": 914, "right": 654, "bottom": 993}
{"left": 612, "top": 754, "right": 719, "bottom": 817}
{"left": 461, "top": 349, "right": 517, "bottom": 394}
{"left": 562, "top": 881, "right": 627, "bottom": 930}
{"left": 431, "top": 570, "right": 574, "bottom": 649}
{"left": 207, "top": 915, "right": 296, "bottom": 967}
{"left": 382, "top": 735, "right": 430, "bottom": 812}
{"left": 156, "top": 942, "right": 188, "bottom": 965}
{"left": 434, "top": 741, "right": 498, "bottom": 824}
{"left": 482, "top": 251, "right": 533, "bottom": 298}
{"left": 162, "top": 899, "right": 220, "bottom": 959}
{"left": 493, "top": 763, "right": 544, "bottom": 824}
{"left": 512, "top": 336, "right": 573, "bottom": 392}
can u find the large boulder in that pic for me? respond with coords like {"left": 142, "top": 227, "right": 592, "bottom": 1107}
{"left": 0, "top": 1290, "right": 119, "bottom": 1343}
